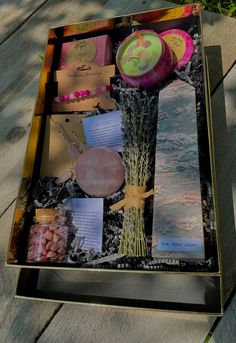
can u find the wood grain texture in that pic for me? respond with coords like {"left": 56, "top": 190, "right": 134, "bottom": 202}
{"left": 0, "top": 203, "right": 59, "bottom": 343}
{"left": 0, "top": 0, "right": 108, "bottom": 111}
{"left": 0, "top": 76, "right": 39, "bottom": 217}
{"left": 101, "top": 0, "right": 172, "bottom": 17}
{"left": 0, "top": 0, "right": 47, "bottom": 44}
{"left": 0, "top": 0, "right": 106, "bottom": 213}
{"left": 210, "top": 64, "right": 236, "bottom": 301}
{"left": 202, "top": 11, "right": 236, "bottom": 92}
{"left": 37, "top": 303, "right": 215, "bottom": 343}
{"left": 209, "top": 294, "right": 236, "bottom": 343}
{"left": 0, "top": 0, "right": 235, "bottom": 342}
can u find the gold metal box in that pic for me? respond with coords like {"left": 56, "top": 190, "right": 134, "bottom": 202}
{"left": 6, "top": 4, "right": 223, "bottom": 315}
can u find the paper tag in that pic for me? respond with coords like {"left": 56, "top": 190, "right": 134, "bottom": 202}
{"left": 157, "top": 237, "right": 203, "bottom": 253}
{"left": 53, "top": 63, "right": 115, "bottom": 111}
{"left": 40, "top": 114, "right": 86, "bottom": 178}
{"left": 64, "top": 198, "right": 103, "bottom": 252}
{"left": 82, "top": 111, "right": 122, "bottom": 151}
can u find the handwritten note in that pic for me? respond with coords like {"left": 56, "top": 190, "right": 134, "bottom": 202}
{"left": 64, "top": 198, "right": 103, "bottom": 252}
{"left": 82, "top": 111, "right": 122, "bottom": 151}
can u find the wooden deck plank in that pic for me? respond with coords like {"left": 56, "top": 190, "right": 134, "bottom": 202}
{"left": 0, "top": 0, "right": 108, "bottom": 112}
{"left": 101, "top": 0, "right": 172, "bottom": 17}
{"left": 209, "top": 294, "right": 236, "bottom": 343}
{"left": 0, "top": 0, "right": 108, "bottom": 213}
{"left": 0, "top": 202, "right": 59, "bottom": 343}
{"left": 0, "top": 76, "right": 39, "bottom": 217}
{"left": 204, "top": 62, "right": 236, "bottom": 343}
{"left": 1, "top": 0, "right": 236, "bottom": 113}
{"left": 0, "top": 0, "right": 47, "bottom": 44}
{"left": 0, "top": 1, "right": 235, "bottom": 342}
{"left": 202, "top": 11, "right": 236, "bottom": 92}
{"left": 210, "top": 63, "right": 236, "bottom": 301}
{"left": 37, "top": 303, "right": 215, "bottom": 343}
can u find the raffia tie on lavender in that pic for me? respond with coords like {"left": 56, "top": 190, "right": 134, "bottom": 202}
{"left": 110, "top": 90, "right": 158, "bottom": 257}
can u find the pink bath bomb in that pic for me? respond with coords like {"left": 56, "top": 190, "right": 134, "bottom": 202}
{"left": 75, "top": 147, "right": 125, "bottom": 197}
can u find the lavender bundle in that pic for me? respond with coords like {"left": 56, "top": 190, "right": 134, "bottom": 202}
{"left": 111, "top": 90, "right": 158, "bottom": 256}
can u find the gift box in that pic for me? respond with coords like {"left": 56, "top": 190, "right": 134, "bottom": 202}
{"left": 6, "top": 4, "right": 223, "bottom": 315}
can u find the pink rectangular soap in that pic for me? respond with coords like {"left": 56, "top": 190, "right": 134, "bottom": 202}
{"left": 59, "top": 35, "right": 112, "bottom": 69}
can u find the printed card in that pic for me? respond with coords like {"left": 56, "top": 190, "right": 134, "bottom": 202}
{"left": 53, "top": 63, "right": 115, "bottom": 112}
{"left": 82, "top": 110, "right": 122, "bottom": 151}
{"left": 64, "top": 198, "right": 103, "bottom": 252}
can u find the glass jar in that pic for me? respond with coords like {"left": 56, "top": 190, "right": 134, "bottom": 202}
{"left": 27, "top": 208, "right": 68, "bottom": 262}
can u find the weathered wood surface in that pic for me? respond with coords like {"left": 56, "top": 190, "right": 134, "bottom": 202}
{"left": 0, "top": 0, "right": 47, "bottom": 44}
{"left": 209, "top": 295, "right": 236, "bottom": 343}
{"left": 210, "top": 63, "right": 236, "bottom": 301}
{"left": 0, "top": 0, "right": 108, "bottom": 112}
{"left": 0, "top": 76, "right": 39, "bottom": 217}
{"left": 0, "top": 0, "right": 235, "bottom": 342}
{"left": 0, "top": 203, "right": 59, "bottom": 343}
{"left": 37, "top": 304, "right": 215, "bottom": 343}
{"left": 207, "top": 61, "right": 236, "bottom": 343}
{"left": 202, "top": 10, "right": 236, "bottom": 91}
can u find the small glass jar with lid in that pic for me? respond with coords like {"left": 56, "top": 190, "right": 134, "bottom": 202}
{"left": 27, "top": 208, "right": 68, "bottom": 262}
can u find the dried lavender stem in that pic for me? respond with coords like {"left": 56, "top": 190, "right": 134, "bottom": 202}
{"left": 118, "top": 92, "right": 158, "bottom": 256}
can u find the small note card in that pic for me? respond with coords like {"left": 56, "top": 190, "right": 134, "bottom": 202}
{"left": 82, "top": 110, "right": 122, "bottom": 151}
{"left": 53, "top": 63, "right": 115, "bottom": 112}
{"left": 157, "top": 237, "right": 204, "bottom": 253}
{"left": 64, "top": 198, "right": 103, "bottom": 252}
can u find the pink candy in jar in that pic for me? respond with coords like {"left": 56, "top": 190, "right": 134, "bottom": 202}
{"left": 27, "top": 209, "right": 68, "bottom": 262}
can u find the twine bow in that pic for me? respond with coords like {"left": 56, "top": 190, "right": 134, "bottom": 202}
{"left": 110, "top": 185, "right": 155, "bottom": 212}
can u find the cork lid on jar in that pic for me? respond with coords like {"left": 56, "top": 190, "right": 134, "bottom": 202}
{"left": 35, "top": 209, "right": 63, "bottom": 223}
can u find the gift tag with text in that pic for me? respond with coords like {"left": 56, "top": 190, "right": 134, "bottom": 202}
{"left": 64, "top": 198, "right": 103, "bottom": 252}
{"left": 53, "top": 63, "right": 115, "bottom": 112}
{"left": 82, "top": 110, "right": 122, "bottom": 151}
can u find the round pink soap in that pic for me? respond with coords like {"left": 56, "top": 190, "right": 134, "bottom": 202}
{"left": 159, "top": 29, "right": 194, "bottom": 70}
{"left": 75, "top": 147, "right": 125, "bottom": 197}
